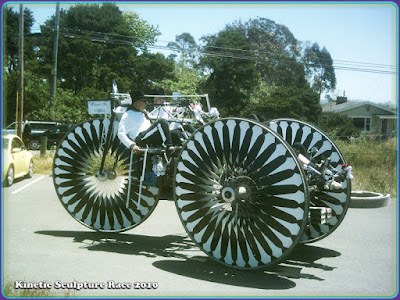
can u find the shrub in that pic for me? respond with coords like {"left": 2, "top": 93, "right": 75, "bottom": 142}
{"left": 319, "top": 112, "right": 360, "bottom": 139}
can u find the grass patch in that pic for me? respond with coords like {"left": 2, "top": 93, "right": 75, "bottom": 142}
{"left": 335, "top": 137, "right": 397, "bottom": 197}
{"left": 32, "top": 151, "right": 55, "bottom": 175}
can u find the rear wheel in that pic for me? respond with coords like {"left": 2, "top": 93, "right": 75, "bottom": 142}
{"left": 53, "top": 119, "right": 161, "bottom": 232}
{"left": 268, "top": 118, "right": 351, "bottom": 243}
{"left": 174, "top": 118, "right": 309, "bottom": 269}
{"left": 26, "top": 160, "right": 34, "bottom": 178}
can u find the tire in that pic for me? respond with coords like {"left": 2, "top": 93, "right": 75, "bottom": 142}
{"left": 26, "top": 160, "right": 34, "bottom": 178}
{"left": 268, "top": 118, "right": 351, "bottom": 243}
{"left": 53, "top": 119, "right": 161, "bottom": 232}
{"left": 174, "top": 118, "right": 309, "bottom": 269}
{"left": 5, "top": 165, "right": 14, "bottom": 186}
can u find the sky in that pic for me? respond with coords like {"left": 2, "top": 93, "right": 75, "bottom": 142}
{"left": 4, "top": 2, "right": 398, "bottom": 106}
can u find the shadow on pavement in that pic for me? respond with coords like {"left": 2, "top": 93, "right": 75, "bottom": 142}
{"left": 35, "top": 230, "right": 195, "bottom": 260}
{"left": 152, "top": 245, "right": 341, "bottom": 290}
{"left": 35, "top": 230, "right": 341, "bottom": 290}
{"left": 153, "top": 259, "right": 296, "bottom": 290}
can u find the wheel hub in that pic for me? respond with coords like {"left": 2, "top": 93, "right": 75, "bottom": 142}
{"left": 220, "top": 176, "right": 254, "bottom": 203}
{"left": 221, "top": 187, "right": 235, "bottom": 202}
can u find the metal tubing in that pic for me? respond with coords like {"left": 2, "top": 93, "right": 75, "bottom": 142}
{"left": 126, "top": 149, "right": 134, "bottom": 208}
{"left": 137, "top": 146, "right": 149, "bottom": 210}
{"left": 98, "top": 101, "right": 115, "bottom": 175}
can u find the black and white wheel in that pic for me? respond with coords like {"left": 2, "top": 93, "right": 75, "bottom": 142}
{"left": 268, "top": 118, "right": 351, "bottom": 243}
{"left": 174, "top": 118, "right": 309, "bottom": 269}
{"left": 53, "top": 119, "right": 161, "bottom": 232}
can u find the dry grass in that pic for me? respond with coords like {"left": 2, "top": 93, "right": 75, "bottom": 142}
{"left": 3, "top": 282, "right": 75, "bottom": 297}
{"left": 335, "top": 137, "right": 397, "bottom": 197}
{"left": 32, "top": 151, "right": 55, "bottom": 175}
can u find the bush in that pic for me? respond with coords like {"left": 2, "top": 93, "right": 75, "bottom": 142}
{"left": 335, "top": 138, "right": 397, "bottom": 197}
{"left": 319, "top": 113, "right": 360, "bottom": 139}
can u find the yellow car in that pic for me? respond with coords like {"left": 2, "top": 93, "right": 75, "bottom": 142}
{"left": 3, "top": 134, "right": 34, "bottom": 186}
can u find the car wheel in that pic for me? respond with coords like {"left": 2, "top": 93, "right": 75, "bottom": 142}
{"left": 5, "top": 165, "right": 14, "bottom": 186}
{"left": 29, "top": 140, "right": 41, "bottom": 150}
{"left": 26, "top": 160, "right": 34, "bottom": 178}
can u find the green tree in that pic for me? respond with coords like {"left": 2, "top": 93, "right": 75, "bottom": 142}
{"left": 200, "top": 17, "right": 331, "bottom": 118}
{"left": 243, "top": 84, "right": 321, "bottom": 122}
{"left": 4, "top": 6, "right": 35, "bottom": 73}
{"left": 36, "top": 4, "right": 135, "bottom": 93}
{"left": 3, "top": 6, "right": 36, "bottom": 125}
{"left": 246, "top": 18, "right": 306, "bottom": 88}
{"left": 167, "top": 32, "right": 198, "bottom": 65}
{"left": 302, "top": 42, "right": 336, "bottom": 97}
{"left": 123, "top": 11, "right": 159, "bottom": 48}
{"left": 201, "top": 21, "right": 259, "bottom": 116}
{"left": 35, "top": 4, "right": 167, "bottom": 95}
{"left": 158, "top": 33, "right": 204, "bottom": 96}
{"left": 6, "top": 4, "right": 175, "bottom": 122}
{"left": 158, "top": 59, "right": 204, "bottom": 95}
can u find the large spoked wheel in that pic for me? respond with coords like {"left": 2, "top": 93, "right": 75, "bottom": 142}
{"left": 173, "top": 118, "right": 309, "bottom": 269}
{"left": 268, "top": 118, "right": 351, "bottom": 243}
{"left": 53, "top": 119, "right": 161, "bottom": 232}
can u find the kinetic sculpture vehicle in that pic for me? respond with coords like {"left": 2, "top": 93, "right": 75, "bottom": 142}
{"left": 53, "top": 82, "right": 353, "bottom": 270}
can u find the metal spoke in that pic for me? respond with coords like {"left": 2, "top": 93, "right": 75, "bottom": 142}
{"left": 268, "top": 118, "right": 351, "bottom": 243}
{"left": 174, "top": 118, "right": 309, "bottom": 269}
{"left": 53, "top": 119, "right": 160, "bottom": 232}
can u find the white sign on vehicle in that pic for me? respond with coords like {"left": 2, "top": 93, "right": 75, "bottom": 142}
{"left": 88, "top": 101, "right": 111, "bottom": 115}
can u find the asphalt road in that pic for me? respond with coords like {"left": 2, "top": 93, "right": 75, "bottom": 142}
{"left": 2, "top": 175, "right": 398, "bottom": 298}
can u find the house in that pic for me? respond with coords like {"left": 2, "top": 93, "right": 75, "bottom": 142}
{"left": 320, "top": 97, "right": 397, "bottom": 137}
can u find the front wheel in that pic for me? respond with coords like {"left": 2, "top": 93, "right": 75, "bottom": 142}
{"left": 53, "top": 119, "right": 161, "bottom": 232}
{"left": 174, "top": 118, "right": 309, "bottom": 269}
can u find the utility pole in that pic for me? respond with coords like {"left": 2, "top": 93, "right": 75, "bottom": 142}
{"left": 50, "top": 3, "right": 60, "bottom": 116}
{"left": 17, "top": 4, "right": 24, "bottom": 137}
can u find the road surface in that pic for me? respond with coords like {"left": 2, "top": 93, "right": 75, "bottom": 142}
{"left": 2, "top": 175, "right": 398, "bottom": 298}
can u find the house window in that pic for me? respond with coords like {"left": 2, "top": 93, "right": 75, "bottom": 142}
{"left": 352, "top": 117, "right": 371, "bottom": 131}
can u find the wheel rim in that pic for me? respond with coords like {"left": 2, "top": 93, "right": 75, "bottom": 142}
{"left": 7, "top": 166, "right": 14, "bottom": 186}
{"left": 53, "top": 119, "right": 160, "bottom": 232}
{"left": 174, "top": 118, "right": 309, "bottom": 269}
{"left": 268, "top": 118, "right": 351, "bottom": 243}
{"left": 28, "top": 161, "right": 34, "bottom": 177}
{"left": 30, "top": 141, "right": 40, "bottom": 150}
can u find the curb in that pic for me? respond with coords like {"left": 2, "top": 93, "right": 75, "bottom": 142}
{"left": 350, "top": 190, "right": 390, "bottom": 208}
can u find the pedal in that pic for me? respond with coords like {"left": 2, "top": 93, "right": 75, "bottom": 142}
{"left": 309, "top": 207, "right": 332, "bottom": 225}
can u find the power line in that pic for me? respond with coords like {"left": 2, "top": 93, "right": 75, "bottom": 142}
{"left": 5, "top": 25, "right": 398, "bottom": 75}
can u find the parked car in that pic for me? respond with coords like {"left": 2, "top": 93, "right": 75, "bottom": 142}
{"left": 3, "top": 134, "right": 34, "bottom": 186}
{"left": 4, "top": 121, "right": 60, "bottom": 150}
{"left": 41, "top": 124, "right": 74, "bottom": 149}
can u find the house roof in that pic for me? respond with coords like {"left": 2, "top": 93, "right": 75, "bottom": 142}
{"left": 321, "top": 100, "right": 396, "bottom": 115}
